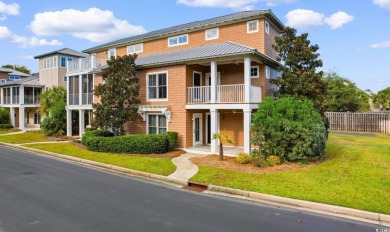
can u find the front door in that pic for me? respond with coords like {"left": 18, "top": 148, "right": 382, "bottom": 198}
{"left": 25, "top": 111, "right": 30, "bottom": 127}
{"left": 193, "top": 113, "right": 203, "bottom": 146}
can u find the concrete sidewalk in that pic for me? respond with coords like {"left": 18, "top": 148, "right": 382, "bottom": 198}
{"left": 168, "top": 153, "right": 200, "bottom": 180}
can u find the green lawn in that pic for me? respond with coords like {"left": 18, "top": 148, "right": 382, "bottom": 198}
{"left": 0, "top": 129, "right": 20, "bottom": 135}
{"left": 24, "top": 143, "right": 177, "bottom": 176}
{"left": 191, "top": 133, "right": 390, "bottom": 214}
{"left": 0, "top": 131, "right": 48, "bottom": 144}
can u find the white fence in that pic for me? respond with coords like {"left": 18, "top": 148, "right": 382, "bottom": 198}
{"left": 325, "top": 112, "right": 390, "bottom": 133}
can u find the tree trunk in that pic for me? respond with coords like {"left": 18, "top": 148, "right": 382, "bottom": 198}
{"left": 219, "top": 142, "right": 223, "bottom": 160}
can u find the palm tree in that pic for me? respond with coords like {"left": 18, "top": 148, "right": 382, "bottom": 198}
{"left": 212, "top": 131, "right": 233, "bottom": 161}
{"left": 39, "top": 87, "right": 67, "bottom": 115}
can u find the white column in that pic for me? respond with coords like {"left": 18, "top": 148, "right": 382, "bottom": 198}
{"left": 79, "top": 74, "right": 83, "bottom": 105}
{"left": 79, "top": 109, "right": 85, "bottom": 137}
{"left": 210, "top": 109, "right": 219, "bottom": 153}
{"left": 10, "top": 107, "right": 15, "bottom": 127}
{"left": 19, "top": 85, "right": 24, "bottom": 105}
{"left": 66, "top": 108, "right": 72, "bottom": 136}
{"left": 243, "top": 109, "right": 252, "bottom": 154}
{"left": 244, "top": 57, "right": 251, "bottom": 103}
{"left": 90, "top": 54, "right": 96, "bottom": 69}
{"left": 210, "top": 61, "right": 217, "bottom": 103}
{"left": 19, "top": 107, "right": 25, "bottom": 130}
{"left": 0, "top": 88, "right": 3, "bottom": 105}
{"left": 10, "top": 87, "right": 13, "bottom": 104}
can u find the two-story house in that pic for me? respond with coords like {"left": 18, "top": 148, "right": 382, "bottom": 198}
{"left": 0, "top": 67, "right": 31, "bottom": 83}
{"left": 66, "top": 10, "right": 284, "bottom": 153}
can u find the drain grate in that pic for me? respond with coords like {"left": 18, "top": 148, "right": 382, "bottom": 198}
{"left": 183, "top": 181, "right": 208, "bottom": 192}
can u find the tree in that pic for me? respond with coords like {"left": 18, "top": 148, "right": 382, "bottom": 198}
{"left": 40, "top": 101, "right": 66, "bottom": 136}
{"left": 0, "top": 107, "right": 10, "bottom": 124}
{"left": 373, "top": 87, "right": 390, "bottom": 109}
{"left": 271, "top": 27, "right": 328, "bottom": 126}
{"left": 2, "top": 64, "right": 31, "bottom": 74}
{"left": 92, "top": 54, "right": 140, "bottom": 135}
{"left": 39, "top": 87, "right": 67, "bottom": 115}
{"left": 325, "top": 72, "right": 370, "bottom": 112}
{"left": 212, "top": 131, "right": 233, "bottom": 161}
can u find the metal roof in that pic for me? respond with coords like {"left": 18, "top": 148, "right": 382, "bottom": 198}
{"left": 0, "top": 68, "right": 30, "bottom": 77}
{"left": 34, "top": 48, "right": 88, "bottom": 59}
{"left": 83, "top": 10, "right": 285, "bottom": 53}
{"left": 93, "top": 41, "right": 279, "bottom": 72}
{"left": 0, "top": 76, "right": 43, "bottom": 87}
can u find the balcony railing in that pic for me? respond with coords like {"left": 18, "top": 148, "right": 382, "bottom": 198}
{"left": 69, "top": 93, "right": 93, "bottom": 105}
{"left": 67, "top": 57, "right": 108, "bottom": 74}
{"left": 187, "top": 84, "right": 261, "bottom": 104}
{"left": 82, "top": 93, "right": 93, "bottom": 105}
{"left": 24, "top": 95, "right": 40, "bottom": 104}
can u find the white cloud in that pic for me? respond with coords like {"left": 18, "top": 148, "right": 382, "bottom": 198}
{"left": 370, "top": 41, "right": 390, "bottom": 48}
{"left": 324, "top": 11, "right": 354, "bottom": 29}
{"left": 29, "top": 8, "right": 147, "bottom": 43}
{"left": 0, "top": 26, "right": 62, "bottom": 47}
{"left": 177, "top": 0, "right": 296, "bottom": 9}
{"left": 0, "top": 1, "right": 19, "bottom": 15}
{"left": 20, "top": 55, "right": 34, "bottom": 60}
{"left": 285, "top": 9, "right": 353, "bottom": 29}
{"left": 286, "top": 9, "right": 324, "bottom": 28}
{"left": 373, "top": 0, "right": 390, "bottom": 9}
{"left": 0, "top": 15, "right": 6, "bottom": 21}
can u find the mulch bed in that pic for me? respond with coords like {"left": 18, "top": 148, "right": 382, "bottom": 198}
{"left": 69, "top": 141, "right": 185, "bottom": 158}
{"left": 190, "top": 155, "right": 316, "bottom": 174}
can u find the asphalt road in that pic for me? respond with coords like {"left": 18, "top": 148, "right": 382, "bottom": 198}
{"left": 0, "top": 146, "right": 381, "bottom": 232}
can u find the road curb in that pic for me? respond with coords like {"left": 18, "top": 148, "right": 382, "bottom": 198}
{"left": 2, "top": 142, "right": 389, "bottom": 227}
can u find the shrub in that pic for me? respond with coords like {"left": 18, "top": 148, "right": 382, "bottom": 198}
{"left": 0, "top": 107, "right": 10, "bottom": 124}
{"left": 252, "top": 97, "right": 327, "bottom": 162}
{"left": 266, "top": 155, "right": 282, "bottom": 166}
{"left": 0, "top": 124, "right": 13, "bottom": 129}
{"left": 252, "top": 150, "right": 267, "bottom": 167}
{"left": 40, "top": 101, "right": 66, "bottom": 136}
{"left": 84, "top": 127, "right": 97, "bottom": 133}
{"left": 236, "top": 152, "right": 252, "bottom": 164}
{"left": 82, "top": 130, "right": 173, "bottom": 154}
{"left": 167, "top": 131, "right": 178, "bottom": 151}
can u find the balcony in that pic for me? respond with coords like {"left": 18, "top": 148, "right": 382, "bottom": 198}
{"left": 187, "top": 84, "right": 261, "bottom": 104}
{"left": 69, "top": 93, "right": 93, "bottom": 105}
{"left": 24, "top": 95, "right": 40, "bottom": 105}
{"left": 67, "top": 57, "right": 108, "bottom": 74}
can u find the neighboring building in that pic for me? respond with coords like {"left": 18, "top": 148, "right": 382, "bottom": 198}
{"left": 34, "top": 48, "right": 88, "bottom": 89}
{"left": 0, "top": 67, "right": 31, "bottom": 83}
{"left": 65, "top": 10, "right": 284, "bottom": 153}
{"left": 0, "top": 77, "right": 44, "bottom": 130}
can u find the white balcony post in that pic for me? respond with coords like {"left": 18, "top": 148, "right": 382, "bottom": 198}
{"left": 10, "top": 87, "right": 13, "bottom": 104}
{"left": 210, "top": 109, "right": 218, "bottom": 153}
{"left": 10, "top": 107, "right": 15, "bottom": 127}
{"left": 79, "top": 74, "right": 82, "bottom": 105}
{"left": 91, "top": 54, "right": 96, "bottom": 69}
{"left": 66, "top": 108, "right": 72, "bottom": 136}
{"left": 67, "top": 76, "right": 70, "bottom": 105}
{"left": 19, "top": 107, "right": 25, "bottom": 130}
{"left": 210, "top": 61, "right": 217, "bottom": 103}
{"left": 243, "top": 109, "right": 251, "bottom": 154}
{"left": 0, "top": 88, "right": 3, "bottom": 105}
{"left": 79, "top": 109, "right": 85, "bottom": 137}
{"left": 244, "top": 57, "right": 251, "bottom": 103}
{"left": 19, "top": 85, "right": 24, "bottom": 105}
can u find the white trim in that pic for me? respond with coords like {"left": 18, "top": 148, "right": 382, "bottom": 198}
{"left": 168, "top": 34, "right": 189, "bottom": 47}
{"left": 186, "top": 103, "right": 259, "bottom": 110}
{"left": 192, "top": 113, "right": 203, "bottom": 146}
{"left": 247, "top": 20, "right": 259, "bottom": 33}
{"left": 250, "top": 65, "right": 259, "bottom": 78}
{"left": 127, "top": 43, "right": 143, "bottom": 54}
{"left": 205, "top": 28, "right": 219, "bottom": 41}
{"left": 108, "top": 48, "right": 116, "bottom": 58}
{"left": 146, "top": 71, "right": 169, "bottom": 102}
{"left": 146, "top": 113, "right": 168, "bottom": 134}
{"left": 265, "top": 20, "right": 270, "bottom": 34}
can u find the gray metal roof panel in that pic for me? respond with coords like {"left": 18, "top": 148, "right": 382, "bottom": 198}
{"left": 0, "top": 76, "right": 43, "bottom": 87}
{"left": 0, "top": 68, "right": 30, "bottom": 77}
{"left": 34, "top": 48, "right": 88, "bottom": 59}
{"left": 83, "top": 10, "right": 283, "bottom": 53}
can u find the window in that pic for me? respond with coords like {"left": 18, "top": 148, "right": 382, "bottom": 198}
{"left": 147, "top": 114, "right": 167, "bottom": 134}
{"left": 43, "top": 56, "right": 57, "bottom": 69}
{"left": 147, "top": 72, "right": 167, "bottom": 100}
{"left": 9, "top": 75, "right": 20, "bottom": 80}
{"left": 247, "top": 20, "right": 258, "bottom": 33}
{"left": 61, "top": 57, "right": 66, "bottom": 67}
{"left": 265, "top": 20, "right": 270, "bottom": 34}
{"left": 205, "top": 28, "right": 219, "bottom": 40}
{"left": 1, "top": 79, "right": 6, "bottom": 83}
{"left": 34, "top": 111, "right": 41, "bottom": 124}
{"left": 168, "top": 34, "right": 188, "bottom": 47}
{"left": 265, "top": 66, "right": 271, "bottom": 79}
{"left": 63, "top": 76, "right": 67, "bottom": 82}
{"left": 250, "top": 66, "right": 259, "bottom": 78}
{"left": 265, "top": 66, "right": 281, "bottom": 79}
{"left": 108, "top": 48, "right": 116, "bottom": 58}
{"left": 127, "top": 43, "right": 143, "bottom": 54}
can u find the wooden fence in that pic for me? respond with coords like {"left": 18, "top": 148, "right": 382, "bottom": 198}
{"left": 325, "top": 112, "right": 390, "bottom": 133}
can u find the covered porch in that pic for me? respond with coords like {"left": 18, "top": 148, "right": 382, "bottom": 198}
{"left": 183, "top": 145, "right": 244, "bottom": 156}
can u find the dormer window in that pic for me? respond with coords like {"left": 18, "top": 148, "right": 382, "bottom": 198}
{"left": 205, "top": 28, "right": 219, "bottom": 40}
{"left": 108, "top": 48, "right": 116, "bottom": 58}
{"left": 127, "top": 43, "right": 143, "bottom": 54}
{"left": 247, "top": 20, "right": 259, "bottom": 33}
{"left": 168, "top": 34, "right": 188, "bottom": 47}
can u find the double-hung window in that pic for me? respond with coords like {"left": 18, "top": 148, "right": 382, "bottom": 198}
{"left": 127, "top": 43, "right": 143, "bottom": 54}
{"left": 247, "top": 20, "right": 259, "bottom": 33}
{"left": 9, "top": 75, "right": 20, "bottom": 80}
{"left": 147, "top": 114, "right": 167, "bottom": 134}
{"left": 265, "top": 20, "right": 270, "bottom": 34}
{"left": 108, "top": 48, "right": 116, "bottom": 58}
{"left": 205, "top": 28, "right": 219, "bottom": 40}
{"left": 168, "top": 34, "right": 188, "bottom": 47}
{"left": 250, "top": 66, "right": 259, "bottom": 78}
{"left": 148, "top": 72, "right": 167, "bottom": 100}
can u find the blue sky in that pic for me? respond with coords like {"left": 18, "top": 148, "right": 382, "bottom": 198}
{"left": 0, "top": 0, "right": 389, "bottom": 93}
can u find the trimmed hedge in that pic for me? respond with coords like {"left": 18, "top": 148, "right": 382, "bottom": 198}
{"left": 81, "top": 130, "right": 178, "bottom": 154}
{"left": 0, "top": 124, "right": 13, "bottom": 129}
